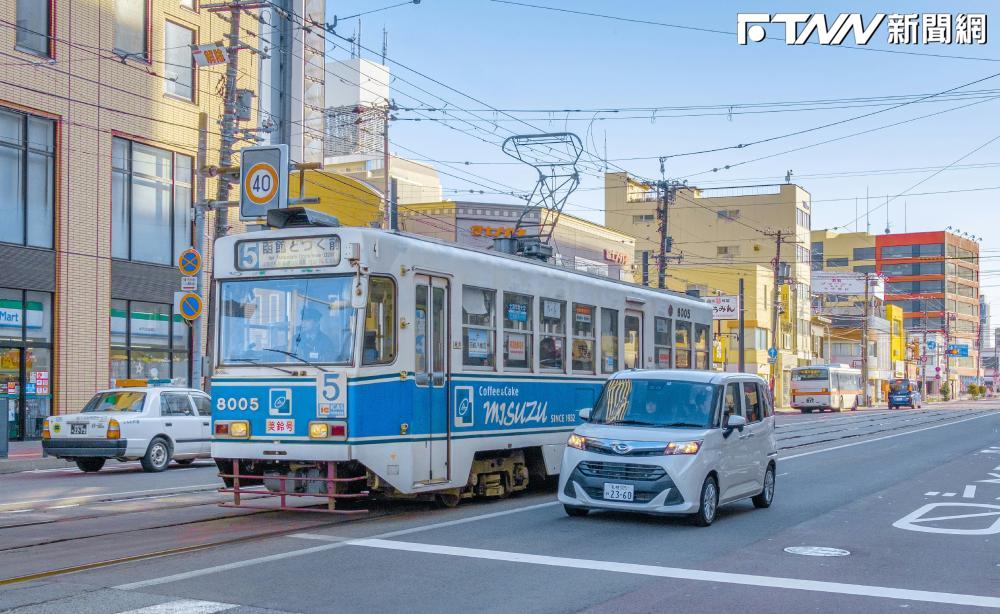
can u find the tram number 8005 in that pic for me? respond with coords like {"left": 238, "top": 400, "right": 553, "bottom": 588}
{"left": 216, "top": 397, "right": 260, "bottom": 411}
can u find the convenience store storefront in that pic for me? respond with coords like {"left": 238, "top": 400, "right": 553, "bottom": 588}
{"left": 1, "top": 289, "right": 52, "bottom": 441}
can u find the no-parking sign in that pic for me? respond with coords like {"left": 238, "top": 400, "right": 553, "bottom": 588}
{"left": 239, "top": 144, "right": 288, "bottom": 220}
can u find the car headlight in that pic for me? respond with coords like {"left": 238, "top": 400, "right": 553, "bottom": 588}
{"left": 567, "top": 433, "right": 586, "bottom": 450}
{"left": 664, "top": 440, "right": 702, "bottom": 455}
{"left": 228, "top": 421, "right": 250, "bottom": 438}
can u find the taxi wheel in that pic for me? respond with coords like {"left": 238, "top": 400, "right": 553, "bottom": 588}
{"left": 141, "top": 437, "right": 172, "bottom": 473}
{"left": 75, "top": 458, "right": 105, "bottom": 472}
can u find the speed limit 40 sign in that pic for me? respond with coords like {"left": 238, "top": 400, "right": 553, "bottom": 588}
{"left": 239, "top": 144, "right": 289, "bottom": 220}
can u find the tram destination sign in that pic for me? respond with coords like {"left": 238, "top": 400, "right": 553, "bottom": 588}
{"left": 237, "top": 235, "right": 341, "bottom": 271}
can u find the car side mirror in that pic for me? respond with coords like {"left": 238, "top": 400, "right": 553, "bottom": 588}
{"left": 578, "top": 408, "right": 591, "bottom": 422}
{"left": 724, "top": 414, "right": 746, "bottom": 438}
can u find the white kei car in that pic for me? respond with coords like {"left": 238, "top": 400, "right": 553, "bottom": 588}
{"left": 42, "top": 385, "right": 212, "bottom": 473}
{"left": 558, "top": 370, "right": 778, "bottom": 526}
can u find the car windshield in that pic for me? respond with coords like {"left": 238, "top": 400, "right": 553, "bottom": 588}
{"left": 220, "top": 276, "right": 357, "bottom": 366}
{"left": 793, "top": 368, "right": 828, "bottom": 381}
{"left": 590, "top": 378, "right": 720, "bottom": 428}
{"left": 81, "top": 391, "right": 146, "bottom": 413}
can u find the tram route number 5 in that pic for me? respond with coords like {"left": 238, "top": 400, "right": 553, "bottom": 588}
{"left": 239, "top": 144, "right": 289, "bottom": 221}
{"left": 318, "top": 372, "right": 346, "bottom": 419}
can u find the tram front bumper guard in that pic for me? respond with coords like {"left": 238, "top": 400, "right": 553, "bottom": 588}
{"left": 219, "top": 459, "right": 369, "bottom": 514}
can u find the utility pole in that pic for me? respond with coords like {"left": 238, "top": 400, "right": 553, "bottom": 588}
{"left": 738, "top": 276, "right": 746, "bottom": 373}
{"left": 945, "top": 313, "right": 953, "bottom": 399}
{"left": 383, "top": 106, "right": 391, "bottom": 229}
{"left": 861, "top": 272, "right": 870, "bottom": 407}
{"left": 191, "top": 113, "right": 208, "bottom": 389}
{"left": 768, "top": 230, "right": 782, "bottom": 394}
{"left": 921, "top": 311, "right": 928, "bottom": 395}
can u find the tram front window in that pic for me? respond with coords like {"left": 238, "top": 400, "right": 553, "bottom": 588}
{"left": 220, "top": 276, "right": 356, "bottom": 366}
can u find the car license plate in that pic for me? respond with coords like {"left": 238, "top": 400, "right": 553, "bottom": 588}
{"left": 603, "top": 483, "right": 634, "bottom": 502}
{"left": 70, "top": 423, "right": 87, "bottom": 435}
{"left": 806, "top": 397, "right": 814, "bottom": 403}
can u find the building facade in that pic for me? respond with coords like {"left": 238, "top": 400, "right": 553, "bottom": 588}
{"left": 605, "top": 174, "right": 814, "bottom": 405}
{"left": 0, "top": 1, "right": 257, "bottom": 439}
{"left": 876, "top": 231, "right": 980, "bottom": 394}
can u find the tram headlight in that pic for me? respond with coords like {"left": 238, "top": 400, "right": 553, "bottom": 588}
{"left": 228, "top": 421, "right": 250, "bottom": 438}
{"left": 309, "top": 422, "right": 330, "bottom": 439}
{"left": 567, "top": 433, "right": 586, "bottom": 450}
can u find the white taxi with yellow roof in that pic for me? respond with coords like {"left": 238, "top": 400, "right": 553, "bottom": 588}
{"left": 41, "top": 380, "right": 212, "bottom": 472}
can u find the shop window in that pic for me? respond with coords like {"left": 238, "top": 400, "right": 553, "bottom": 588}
{"left": 571, "top": 303, "right": 595, "bottom": 373}
{"left": 462, "top": 286, "right": 495, "bottom": 368}
{"left": 539, "top": 298, "right": 565, "bottom": 371}
{"left": 164, "top": 22, "right": 194, "bottom": 100}
{"left": 111, "top": 299, "right": 189, "bottom": 385}
{"left": 654, "top": 316, "right": 672, "bottom": 368}
{"left": 0, "top": 109, "right": 54, "bottom": 248}
{"left": 114, "top": 0, "right": 149, "bottom": 61}
{"left": 503, "top": 292, "right": 532, "bottom": 370}
{"left": 112, "top": 137, "right": 193, "bottom": 265}
{"left": 362, "top": 277, "right": 396, "bottom": 365}
{"left": 15, "top": 0, "right": 52, "bottom": 57}
{"left": 601, "top": 308, "right": 619, "bottom": 374}
{"left": 675, "top": 320, "right": 692, "bottom": 369}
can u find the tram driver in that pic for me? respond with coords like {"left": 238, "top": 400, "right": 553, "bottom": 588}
{"left": 293, "top": 307, "right": 348, "bottom": 363}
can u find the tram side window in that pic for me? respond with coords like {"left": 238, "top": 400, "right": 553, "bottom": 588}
{"left": 694, "top": 323, "right": 710, "bottom": 370}
{"left": 572, "top": 303, "right": 595, "bottom": 373}
{"left": 362, "top": 277, "right": 396, "bottom": 365}
{"left": 675, "top": 320, "right": 692, "bottom": 369}
{"left": 503, "top": 292, "right": 532, "bottom": 370}
{"left": 601, "top": 308, "right": 620, "bottom": 374}
{"left": 462, "top": 286, "right": 495, "bottom": 368}
{"left": 654, "top": 317, "right": 672, "bottom": 369}
{"left": 539, "top": 298, "right": 566, "bottom": 371}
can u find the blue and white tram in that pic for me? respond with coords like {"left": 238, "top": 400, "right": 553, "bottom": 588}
{"left": 210, "top": 218, "right": 712, "bottom": 508}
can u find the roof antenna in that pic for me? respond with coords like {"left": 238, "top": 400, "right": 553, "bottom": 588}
{"left": 382, "top": 28, "right": 388, "bottom": 64}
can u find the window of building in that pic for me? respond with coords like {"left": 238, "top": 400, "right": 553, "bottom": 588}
{"left": 15, "top": 0, "right": 52, "bottom": 57}
{"left": 571, "top": 303, "right": 595, "bottom": 373}
{"left": 362, "top": 277, "right": 396, "bottom": 365}
{"left": 826, "top": 257, "right": 848, "bottom": 268}
{"left": 853, "top": 265, "right": 875, "bottom": 274}
{"left": 882, "top": 262, "right": 944, "bottom": 277}
{"left": 853, "top": 247, "right": 875, "bottom": 261}
{"left": 694, "top": 323, "right": 710, "bottom": 370}
{"left": 114, "top": 0, "right": 149, "bottom": 61}
{"left": 796, "top": 208, "right": 810, "bottom": 229}
{"left": 110, "top": 299, "right": 189, "bottom": 386}
{"left": 180, "top": 0, "right": 197, "bottom": 9}
{"left": 881, "top": 243, "right": 944, "bottom": 259}
{"left": 0, "top": 109, "right": 54, "bottom": 249}
{"left": 631, "top": 214, "right": 654, "bottom": 224}
{"left": 600, "top": 308, "right": 619, "bottom": 373}
{"left": 539, "top": 298, "right": 565, "bottom": 371}
{"left": 654, "top": 316, "right": 671, "bottom": 368}
{"left": 675, "top": 320, "right": 692, "bottom": 369}
{"left": 502, "top": 292, "right": 532, "bottom": 370}
{"left": 462, "top": 286, "right": 495, "bottom": 368}
{"left": 164, "top": 22, "right": 194, "bottom": 100}
{"left": 811, "top": 241, "right": 824, "bottom": 271}
{"left": 717, "top": 245, "right": 739, "bottom": 258}
{"left": 112, "top": 138, "right": 193, "bottom": 265}
{"left": 685, "top": 284, "right": 708, "bottom": 298}
{"left": 717, "top": 209, "right": 740, "bottom": 221}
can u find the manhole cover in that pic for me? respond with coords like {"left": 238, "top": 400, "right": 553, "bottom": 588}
{"left": 784, "top": 546, "right": 851, "bottom": 557}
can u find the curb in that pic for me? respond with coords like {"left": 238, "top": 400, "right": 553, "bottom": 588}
{"left": 0, "top": 457, "right": 73, "bottom": 474}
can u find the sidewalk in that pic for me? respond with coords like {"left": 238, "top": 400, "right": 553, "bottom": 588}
{"left": 0, "top": 440, "right": 71, "bottom": 474}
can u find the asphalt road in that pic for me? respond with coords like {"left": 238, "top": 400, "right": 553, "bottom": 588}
{"left": 1, "top": 403, "right": 998, "bottom": 613}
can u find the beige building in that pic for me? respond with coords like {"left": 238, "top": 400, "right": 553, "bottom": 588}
{"left": 0, "top": 1, "right": 258, "bottom": 439}
{"left": 605, "top": 173, "right": 814, "bottom": 405}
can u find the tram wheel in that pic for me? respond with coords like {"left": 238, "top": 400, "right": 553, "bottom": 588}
{"left": 437, "top": 493, "right": 461, "bottom": 508}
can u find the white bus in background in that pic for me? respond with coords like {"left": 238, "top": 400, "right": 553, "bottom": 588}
{"left": 789, "top": 365, "right": 862, "bottom": 413}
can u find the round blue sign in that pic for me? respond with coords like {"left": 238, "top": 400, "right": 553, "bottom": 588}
{"left": 767, "top": 347, "right": 778, "bottom": 359}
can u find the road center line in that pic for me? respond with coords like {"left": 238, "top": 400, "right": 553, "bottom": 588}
{"left": 781, "top": 412, "right": 997, "bottom": 461}
{"left": 349, "top": 538, "right": 1000, "bottom": 609}
{"left": 113, "top": 500, "right": 560, "bottom": 590}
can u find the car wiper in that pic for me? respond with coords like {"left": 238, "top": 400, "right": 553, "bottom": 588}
{"left": 607, "top": 419, "right": 658, "bottom": 427}
{"left": 658, "top": 422, "right": 707, "bottom": 428}
{"left": 228, "top": 358, "right": 297, "bottom": 375}
{"left": 264, "top": 348, "right": 329, "bottom": 372}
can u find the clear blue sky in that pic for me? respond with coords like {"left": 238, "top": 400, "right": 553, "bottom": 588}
{"left": 326, "top": 1, "right": 1000, "bottom": 311}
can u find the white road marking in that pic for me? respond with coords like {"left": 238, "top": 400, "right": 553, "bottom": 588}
{"left": 894, "top": 503, "right": 1000, "bottom": 535}
{"left": 1, "top": 508, "right": 33, "bottom": 514}
{"left": 114, "top": 500, "right": 560, "bottom": 590}
{"left": 117, "top": 599, "right": 236, "bottom": 614}
{"left": 0, "top": 484, "right": 220, "bottom": 509}
{"left": 49, "top": 504, "right": 79, "bottom": 510}
{"left": 963, "top": 485, "right": 977, "bottom": 498}
{"left": 943, "top": 493, "right": 956, "bottom": 497}
{"left": 288, "top": 533, "right": 348, "bottom": 543}
{"left": 925, "top": 492, "right": 940, "bottom": 496}
{"left": 781, "top": 412, "right": 998, "bottom": 461}
{"left": 348, "top": 538, "right": 1000, "bottom": 609}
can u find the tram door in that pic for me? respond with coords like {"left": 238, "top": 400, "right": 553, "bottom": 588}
{"left": 413, "top": 275, "right": 450, "bottom": 483}
{"left": 624, "top": 310, "right": 643, "bottom": 369}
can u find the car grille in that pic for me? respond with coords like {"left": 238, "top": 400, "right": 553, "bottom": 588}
{"left": 576, "top": 461, "right": 666, "bottom": 481}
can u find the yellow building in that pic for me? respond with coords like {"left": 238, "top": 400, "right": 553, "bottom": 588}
{"left": 605, "top": 173, "right": 814, "bottom": 406}
{"left": 0, "top": 1, "right": 259, "bottom": 439}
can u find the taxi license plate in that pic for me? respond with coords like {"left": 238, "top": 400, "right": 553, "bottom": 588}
{"left": 70, "top": 423, "right": 87, "bottom": 435}
{"left": 603, "top": 483, "right": 634, "bottom": 502}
